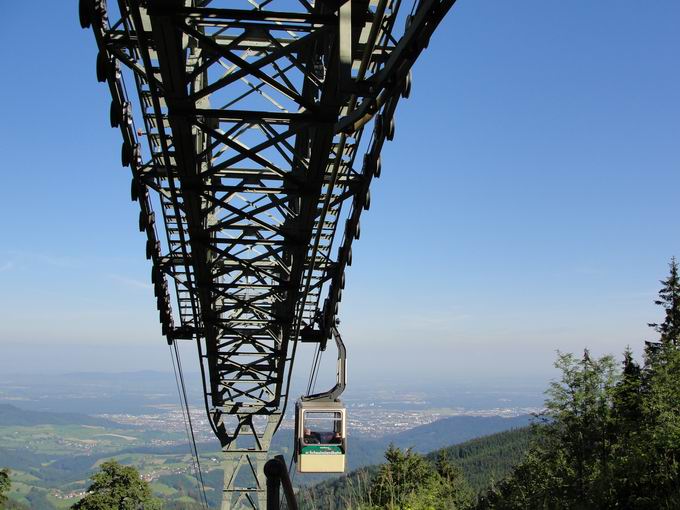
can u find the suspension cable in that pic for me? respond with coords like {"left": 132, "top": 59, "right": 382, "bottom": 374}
{"left": 305, "top": 343, "right": 321, "bottom": 396}
{"left": 310, "top": 349, "right": 324, "bottom": 395}
{"left": 173, "top": 342, "right": 210, "bottom": 509}
{"left": 170, "top": 343, "right": 210, "bottom": 509}
{"left": 169, "top": 347, "right": 203, "bottom": 504}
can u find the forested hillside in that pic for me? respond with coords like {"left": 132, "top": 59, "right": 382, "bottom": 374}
{"left": 299, "top": 427, "right": 532, "bottom": 508}
{"left": 432, "top": 428, "right": 532, "bottom": 492}
{"left": 303, "top": 414, "right": 531, "bottom": 477}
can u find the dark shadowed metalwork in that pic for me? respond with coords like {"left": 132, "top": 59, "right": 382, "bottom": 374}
{"left": 80, "top": 0, "right": 454, "bottom": 507}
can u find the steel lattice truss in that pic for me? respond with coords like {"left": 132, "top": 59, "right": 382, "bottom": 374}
{"left": 81, "top": 0, "right": 453, "bottom": 507}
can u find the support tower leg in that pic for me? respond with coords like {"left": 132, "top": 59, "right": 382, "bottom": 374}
{"left": 221, "top": 413, "right": 280, "bottom": 510}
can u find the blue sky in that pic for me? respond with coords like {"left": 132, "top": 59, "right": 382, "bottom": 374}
{"left": 1, "top": 1, "right": 679, "bottom": 387}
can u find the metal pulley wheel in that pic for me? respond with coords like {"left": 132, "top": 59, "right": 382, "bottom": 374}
{"left": 402, "top": 71, "right": 412, "bottom": 99}
{"left": 110, "top": 100, "right": 120, "bottom": 128}
{"left": 122, "top": 142, "right": 140, "bottom": 167}
{"left": 79, "top": 0, "right": 93, "bottom": 29}
{"left": 139, "top": 210, "right": 154, "bottom": 233}
{"left": 386, "top": 118, "right": 395, "bottom": 141}
{"left": 130, "top": 179, "right": 139, "bottom": 202}
{"left": 80, "top": 0, "right": 106, "bottom": 28}
{"left": 122, "top": 142, "right": 132, "bottom": 167}
{"left": 96, "top": 51, "right": 108, "bottom": 82}
{"left": 146, "top": 239, "right": 157, "bottom": 260}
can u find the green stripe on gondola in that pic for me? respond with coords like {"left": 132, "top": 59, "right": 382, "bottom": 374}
{"left": 301, "top": 445, "right": 343, "bottom": 454}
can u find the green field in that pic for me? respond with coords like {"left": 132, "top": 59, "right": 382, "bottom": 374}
{"left": 0, "top": 421, "right": 219, "bottom": 509}
{"left": 0, "top": 423, "right": 186, "bottom": 455}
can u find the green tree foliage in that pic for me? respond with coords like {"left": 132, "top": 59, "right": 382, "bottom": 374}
{"left": 368, "top": 445, "right": 437, "bottom": 507}
{"left": 0, "top": 468, "right": 11, "bottom": 509}
{"left": 26, "top": 488, "right": 53, "bottom": 510}
{"left": 4, "top": 500, "right": 30, "bottom": 510}
{"left": 476, "top": 257, "right": 680, "bottom": 509}
{"left": 70, "top": 460, "right": 161, "bottom": 510}
{"left": 300, "top": 444, "right": 475, "bottom": 510}
{"left": 433, "top": 428, "right": 532, "bottom": 493}
{"left": 606, "top": 257, "right": 680, "bottom": 508}
{"left": 476, "top": 351, "right": 620, "bottom": 509}
{"left": 635, "top": 287, "right": 680, "bottom": 508}
{"left": 648, "top": 256, "right": 680, "bottom": 345}
{"left": 363, "top": 445, "right": 473, "bottom": 509}
{"left": 300, "top": 428, "right": 532, "bottom": 509}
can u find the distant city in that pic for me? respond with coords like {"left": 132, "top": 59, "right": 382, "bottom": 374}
{"left": 0, "top": 370, "right": 547, "bottom": 442}
{"left": 97, "top": 401, "right": 543, "bottom": 442}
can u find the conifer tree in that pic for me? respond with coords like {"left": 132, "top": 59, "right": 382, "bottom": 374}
{"left": 610, "top": 348, "right": 646, "bottom": 506}
{"left": 369, "top": 445, "right": 433, "bottom": 507}
{"left": 365, "top": 445, "right": 473, "bottom": 510}
{"left": 612, "top": 347, "right": 644, "bottom": 443}
{"left": 648, "top": 256, "right": 680, "bottom": 346}
{"left": 474, "top": 351, "right": 619, "bottom": 509}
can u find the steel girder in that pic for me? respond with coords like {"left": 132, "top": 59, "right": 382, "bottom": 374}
{"left": 81, "top": 0, "right": 454, "bottom": 507}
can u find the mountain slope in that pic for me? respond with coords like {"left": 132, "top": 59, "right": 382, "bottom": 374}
{"left": 383, "top": 415, "right": 531, "bottom": 454}
{"left": 427, "top": 427, "right": 533, "bottom": 491}
{"left": 288, "top": 414, "right": 532, "bottom": 483}
{"left": 299, "top": 426, "right": 533, "bottom": 508}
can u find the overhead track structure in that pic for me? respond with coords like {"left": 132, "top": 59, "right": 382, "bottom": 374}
{"left": 80, "top": 0, "right": 454, "bottom": 507}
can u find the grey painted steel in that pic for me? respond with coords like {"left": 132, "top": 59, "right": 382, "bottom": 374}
{"left": 80, "top": 0, "right": 455, "bottom": 507}
{"left": 304, "top": 326, "right": 346, "bottom": 402}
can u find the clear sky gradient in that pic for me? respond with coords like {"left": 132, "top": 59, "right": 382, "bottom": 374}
{"left": 1, "top": 2, "right": 679, "bottom": 387}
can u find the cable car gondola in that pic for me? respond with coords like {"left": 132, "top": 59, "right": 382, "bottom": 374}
{"left": 295, "top": 399, "right": 346, "bottom": 473}
{"left": 294, "top": 327, "right": 347, "bottom": 473}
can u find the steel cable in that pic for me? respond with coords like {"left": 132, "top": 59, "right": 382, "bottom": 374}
{"left": 170, "top": 343, "right": 211, "bottom": 509}
{"left": 169, "top": 346, "right": 205, "bottom": 506}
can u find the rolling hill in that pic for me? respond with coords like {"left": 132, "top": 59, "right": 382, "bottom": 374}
{"left": 299, "top": 426, "right": 533, "bottom": 508}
